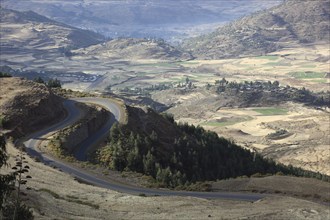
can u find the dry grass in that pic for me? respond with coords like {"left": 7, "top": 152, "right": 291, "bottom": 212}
{"left": 212, "top": 175, "right": 330, "bottom": 203}
{"left": 2, "top": 142, "right": 330, "bottom": 220}
{"left": 163, "top": 90, "right": 330, "bottom": 176}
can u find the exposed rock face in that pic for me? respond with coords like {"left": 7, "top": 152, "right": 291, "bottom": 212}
{"left": 59, "top": 105, "right": 109, "bottom": 152}
{"left": 0, "top": 77, "right": 65, "bottom": 137}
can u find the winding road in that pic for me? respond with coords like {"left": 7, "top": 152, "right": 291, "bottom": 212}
{"left": 24, "top": 97, "right": 264, "bottom": 201}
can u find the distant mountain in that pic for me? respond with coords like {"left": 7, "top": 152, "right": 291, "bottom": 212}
{"left": 73, "top": 38, "right": 192, "bottom": 60}
{"left": 1, "top": 0, "right": 281, "bottom": 42}
{"left": 182, "top": 0, "right": 330, "bottom": 59}
{"left": 0, "top": 7, "right": 105, "bottom": 54}
{"left": 0, "top": 7, "right": 191, "bottom": 75}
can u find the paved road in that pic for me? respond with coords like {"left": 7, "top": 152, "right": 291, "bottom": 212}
{"left": 71, "top": 97, "right": 122, "bottom": 161}
{"left": 24, "top": 97, "right": 264, "bottom": 202}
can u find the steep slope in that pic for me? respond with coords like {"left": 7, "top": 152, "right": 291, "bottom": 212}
{"left": 0, "top": 8, "right": 105, "bottom": 56}
{"left": 95, "top": 105, "right": 328, "bottom": 188}
{"left": 1, "top": 0, "right": 281, "bottom": 41}
{"left": 0, "top": 77, "right": 65, "bottom": 137}
{"left": 183, "top": 0, "right": 330, "bottom": 59}
{"left": 73, "top": 38, "right": 192, "bottom": 60}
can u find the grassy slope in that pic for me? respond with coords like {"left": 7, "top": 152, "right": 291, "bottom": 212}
{"left": 183, "top": 0, "right": 330, "bottom": 59}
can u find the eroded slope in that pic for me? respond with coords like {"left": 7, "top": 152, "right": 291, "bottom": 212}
{"left": 0, "top": 77, "right": 65, "bottom": 137}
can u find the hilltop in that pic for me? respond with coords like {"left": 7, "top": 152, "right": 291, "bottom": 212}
{"left": 183, "top": 0, "right": 330, "bottom": 59}
{"left": 0, "top": 7, "right": 190, "bottom": 82}
{"left": 0, "top": 77, "right": 65, "bottom": 138}
{"left": 0, "top": 7, "right": 105, "bottom": 69}
{"left": 73, "top": 38, "right": 192, "bottom": 61}
{"left": 0, "top": 7, "right": 105, "bottom": 50}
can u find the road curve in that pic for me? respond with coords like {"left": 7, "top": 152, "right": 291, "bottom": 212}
{"left": 71, "top": 97, "right": 122, "bottom": 161}
{"left": 24, "top": 97, "right": 265, "bottom": 202}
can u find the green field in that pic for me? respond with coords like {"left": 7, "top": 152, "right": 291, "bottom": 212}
{"left": 252, "top": 108, "right": 288, "bottom": 116}
{"left": 136, "top": 72, "right": 149, "bottom": 76}
{"left": 289, "top": 71, "right": 325, "bottom": 79}
{"left": 264, "top": 61, "right": 291, "bottom": 67}
{"left": 137, "top": 62, "right": 179, "bottom": 67}
{"left": 201, "top": 121, "right": 239, "bottom": 127}
{"left": 301, "top": 64, "right": 317, "bottom": 68}
{"left": 254, "top": 55, "right": 279, "bottom": 61}
{"left": 177, "top": 61, "right": 200, "bottom": 65}
{"left": 202, "top": 116, "right": 252, "bottom": 127}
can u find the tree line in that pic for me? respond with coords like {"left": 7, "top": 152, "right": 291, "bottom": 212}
{"left": 34, "top": 77, "right": 61, "bottom": 88}
{"left": 0, "top": 72, "right": 12, "bottom": 78}
{"left": 95, "top": 114, "right": 330, "bottom": 188}
{"left": 210, "top": 78, "right": 330, "bottom": 107}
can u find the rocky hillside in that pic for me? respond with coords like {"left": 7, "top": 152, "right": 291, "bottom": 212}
{"left": 73, "top": 38, "right": 192, "bottom": 60}
{"left": 1, "top": 0, "right": 281, "bottom": 41}
{"left": 0, "top": 77, "right": 65, "bottom": 137}
{"left": 0, "top": 7, "right": 104, "bottom": 55}
{"left": 52, "top": 103, "right": 109, "bottom": 158}
{"left": 183, "top": 0, "right": 330, "bottom": 59}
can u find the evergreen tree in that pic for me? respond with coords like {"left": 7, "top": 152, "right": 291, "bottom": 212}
{"left": 47, "top": 78, "right": 61, "bottom": 88}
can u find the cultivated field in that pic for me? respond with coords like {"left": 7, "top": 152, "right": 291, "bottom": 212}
{"left": 160, "top": 88, "right": 330, "bottom": 176}
{"left": 3, "top": 38, "right": 329, "bottom": 176}
{"left": 191, "top": 43, "right": 330, "bottom": 92}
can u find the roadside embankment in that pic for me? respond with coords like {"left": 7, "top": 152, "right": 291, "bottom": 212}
{"left": 0, "top": 77, "right": 65, "bottom": 138}
{"left": 49, "top": 102, "right": 109, "bottom": 155}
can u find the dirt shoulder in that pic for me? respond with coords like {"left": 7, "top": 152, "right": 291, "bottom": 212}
{"left": 3, "top": 143, "right": 330, "bottom": 220}
{"left": 212, "top": 175, "right": 330, "bottom": 205}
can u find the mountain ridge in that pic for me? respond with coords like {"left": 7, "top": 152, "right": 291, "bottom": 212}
{"left": 73, "top": 38, "right": 192, "bottom": 60}
{"left": 0, "top": 7, "right": 105, "bottom": 53}
{"left": 1, "top": 0, "right": 281, "bottom": 42}
{"left": 182, "top": 0, "right": 330, "bottom": 59}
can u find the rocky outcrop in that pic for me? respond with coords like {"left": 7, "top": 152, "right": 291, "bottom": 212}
{"left": 0, "top": 77, "right": 65, "bottom": 138}
{"left": 58, "top": 104, "right": 109, "bottom": 152}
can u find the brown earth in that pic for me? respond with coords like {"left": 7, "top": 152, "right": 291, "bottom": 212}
{"left": 73, "top": 38, "right": 192, "bottom": 61}
{"left": 0, "top": 77, "right": 65, "bottom": 137}
{"left": 183, "top": 0, "right": 330, "bottom": 59}
{"left": 1, "top": 142, "right": 329, "bottom": 220}
{"left": 212, "top": 175, "right": 330, "bottom": 204}
{"left": 152, "top": 88, "right": 330, "bottom": 176}
{"left": 1, "top": 78, "right": 329, "bottom": 219}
